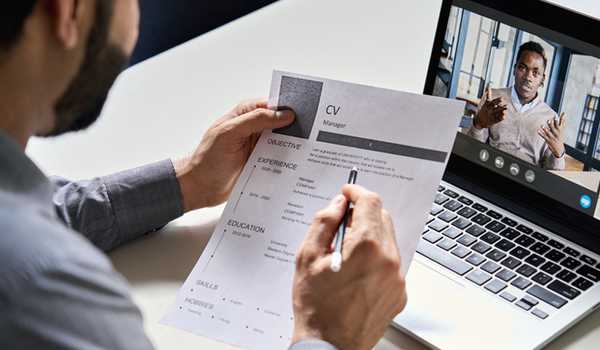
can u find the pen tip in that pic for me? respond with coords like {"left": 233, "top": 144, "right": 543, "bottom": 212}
{"left": 352, "top": 166, "right": 358, "bottom": 172}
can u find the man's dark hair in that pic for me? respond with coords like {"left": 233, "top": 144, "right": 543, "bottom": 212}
{"left": 0, "top": 1, "right": 37, "bottom": 50}
{"left": 516, "top": 41, "right": 548, "bottom": 69}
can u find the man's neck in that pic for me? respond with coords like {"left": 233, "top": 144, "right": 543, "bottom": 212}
{"left": 514, "top": 87, "right": 538, "bottom": 106}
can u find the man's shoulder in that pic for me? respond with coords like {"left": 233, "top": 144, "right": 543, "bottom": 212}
{"left": 0, "top": 195, "right": 114, "bottom": 295}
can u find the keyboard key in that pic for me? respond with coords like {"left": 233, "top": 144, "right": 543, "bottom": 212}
{"left": 541, "top": 262, "right": 561, "bottom": 275}
{"left": 437, "top": 238, "right": 457, "bottom": 251}
{"left": 481, "top": 232, "right": 501, "bottom": 244}
{"left": 547, "top": 239, "right": 565, "bottom": 250}
{"left": 531, "top": 242, "right": 550, "bottom": 255}
{"left": 481, "top": 261, "right": 501, "bottom": 274}
{"left": 442, "top": 226, "right": 462, "bottom": 239}
{"left": 517, "top": 264, "right": 537, "bottom": 277}
{"left": 484, "top": 279, "right": 507, "bottom": 294}
{"left": 556, "top": 270, "right": 577, "bottom": 283}
{"left": 434, "top": 194, "right": 449, "bottom": 205}
{"left": 466, "top": 225, "right": 486, "bottom": 237}
{"left": 516, "top": 224, "right": 533, "bottom": 234}
{"left": 423, "top": 231, "right": 443, "bottom": 244}
{"left": 522, "top": 295, "right": 539, "bottom": 307}
{"left": 527, "top": 285, "right": 567, "bottom": 309}
{"left": 472, "top": 214, "right": 492, "bottom": 226}
{"left": 560, "top": 257, "right": 581, "bottom": 270}
{"left": 499, "top": 228, "right": 520, "bottom": 240}
{"left": 439, "top": 211, "right": 458, "bottom": 223}
{"left": 457, "top": 234, "right": 477, "bottom": 247}
{"left": 457, "top": 207, "right": 477, "bottom": 219}
{"left": 428, "top": 220, "right": 448, "bottom": 232}
{"left": 515, "top": 235, "right": 535, "bottom": 248}
{"left": 451, "top": 246, "right": 471, "bottom": 258}
{"left": 563, "top": 247, "right": 580, "bottom": 258}
{"left": 487, "top": 210, "right": 503, "bottom": 220}
{"left": 532, "top": 308, "right": 548, "bottom": 320}
{"left": 427, "top": 215, "right": 435, "bottom": 224}
{"left": 452, "top": 217, "right": 472, "bottom": 230}
{"left": 485, "top": 221, "right": 506, "bottom": 233}
{"left": 496, "top": 269, "right": 517, "bottom": 282}
{"left": 486, "top": 249, "right": 507, "bottom": 262}
{"left": 501, "top": 257, "right": 522, "bottom": 270}
{"left": 510, "top": 246, "right": 531, "bottom": 259}
{"left": 444, "top": 200, "right": 463, "bottom": 212}
{"left": 572, "top": 277, "right": 593, "bottom": 291}
{"left": 511, "top": 277, "right": 532, "bottom": 290}
{"left": 416, "top": 241, "right": 473, "bottom": 276}
{"left": 576, "top": 265, "right": 600, "bottom": 282}
{"left": 430, "top": 206, "right": 444, "bottom": 216}
{"left": 532, "top": 232, "right": 549, "bottom": 242}
{"left": 545, "top": 250, "right": 566, "bottom": 263}
{"left": 516, "top": 300, "right": 533, "bottom": 311}
{"left": 466, "top": 270, "right": 492, "bottom": 286}
{"left": 495, "top": 239, "right": 516, "bottom": 252}
{"left": 472, "top": 203, "right": 488, "bottom": 212}
{"left": 581, "top": 255, "right": 597, "bottom": 266}
{"left": 466, "top": 253, "right": 486, "bottom": 266}
{"left": 472, "top": 241, "right": 491, "bottom": 254}
{"left": 501, "top": 217, "right": 518, "bottom": 227}
{"left": 548, "top": 280, "right": 581, "bottom": 300}
{"left": 500, "top": 291, "right": 516, "bottom": 302}
{"left": 532, "top": 272, "right": 552, "bottom": 285}
{"left": 525, "top": 254, "right": 546, "bottom": 267}
{"left": 437, "top": 185, "right": 445, "bottom": 192}
{"left": 444, "top": 189, "right": 459, "bottom": 198}
{"left": 457, "top": 196, "right": 473, "bottom": 206}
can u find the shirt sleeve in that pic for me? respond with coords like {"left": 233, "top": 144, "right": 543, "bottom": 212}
{"left": 542, "top": 147, "right": 566, "bottom": 170}
{"left": 50, "top": 159, "right": 184, "bottom": 252}
{"left": 288, "top": 339, "right": 339, "bottom": 350}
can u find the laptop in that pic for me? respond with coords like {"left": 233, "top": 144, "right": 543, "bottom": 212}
{"left": 392, "top": 0, "right": 600, "bottom": 349}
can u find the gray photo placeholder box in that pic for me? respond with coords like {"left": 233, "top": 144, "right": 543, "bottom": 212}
{"left": 273, "top": 76, "right": 323, "bottom": 140}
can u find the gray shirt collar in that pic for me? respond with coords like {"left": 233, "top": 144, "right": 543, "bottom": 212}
{"left": 0, "top": 130, "right": 54, "bottom": 215}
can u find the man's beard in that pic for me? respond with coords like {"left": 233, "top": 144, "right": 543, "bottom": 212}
{"left": 41, "top": 1, "right": 129, "bottom": 137}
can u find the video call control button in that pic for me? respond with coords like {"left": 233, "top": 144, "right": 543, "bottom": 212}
{"left": 525, "top": 170, "right": 536, "bottom": 183}
{"left": 494, "top": 156, "right": 505, "bottom": 169}
{"left": 580, "top": 195, "right": 592, "bottom": 209}
{"left": 509, "top": 163, "right": 520, "bottom": 176}
{"left": 479, "top": 149, "right": 490, "bottom": 162}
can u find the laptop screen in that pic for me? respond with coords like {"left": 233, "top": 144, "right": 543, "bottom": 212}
{"left": 429, "top": 0, "right": 600, "bottom": 222}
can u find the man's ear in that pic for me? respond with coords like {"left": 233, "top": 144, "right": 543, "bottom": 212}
{"left": 45, "top": 0, "right": 89, "bottom": 49}
{"left": 541, "top": 73, "right": 546, "bottom": 87}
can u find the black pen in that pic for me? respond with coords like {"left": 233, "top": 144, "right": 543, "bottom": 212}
{"left": 330, "top": 167, "right": 358, "bottom": 272}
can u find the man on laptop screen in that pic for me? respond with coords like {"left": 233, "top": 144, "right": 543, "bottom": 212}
{"left": 466, "top": 41, "right": 567, "bottom": 170}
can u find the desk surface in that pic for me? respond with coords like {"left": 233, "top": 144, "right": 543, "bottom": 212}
{"left": 26, "top": 0, "right": 600, "bottom": 348}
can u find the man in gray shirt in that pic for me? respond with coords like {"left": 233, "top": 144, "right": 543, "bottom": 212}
{"left": 0, "top": 1, "right": 407, "bottom": 349}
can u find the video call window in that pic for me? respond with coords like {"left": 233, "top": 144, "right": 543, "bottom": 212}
{"left": 435, "top": 6, "right": 600, "bottom": 190}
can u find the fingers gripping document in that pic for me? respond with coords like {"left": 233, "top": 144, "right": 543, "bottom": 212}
{"left": 161, "top": 71, "right": 465, "bottom": 349}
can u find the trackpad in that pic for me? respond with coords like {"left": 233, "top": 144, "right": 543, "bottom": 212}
{"left": 393, "top": 258, "right": 532, "bottom": 350}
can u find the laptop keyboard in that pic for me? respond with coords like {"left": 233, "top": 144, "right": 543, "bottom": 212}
{"left": 418, "top": 184, "right": 600, "bottom": 320}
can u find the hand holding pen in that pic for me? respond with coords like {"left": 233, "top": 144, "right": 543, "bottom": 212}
{"left": 292, "top": 181, "right": 407, "bottom": 349}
